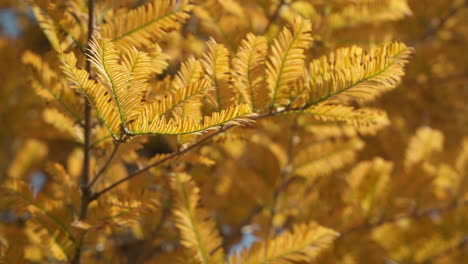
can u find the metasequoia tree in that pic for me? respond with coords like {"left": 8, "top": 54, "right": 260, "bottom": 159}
{"left": 0, "top": 0, "right": 467, "bottom": 263}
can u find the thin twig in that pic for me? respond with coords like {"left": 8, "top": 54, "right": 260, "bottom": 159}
{"left": 88, "top": 141, "right": 121, "bottom": 188}
{"left": 420, "top": 0, "right": 468, "bottom": 42}
{"left": 90, "top": 107, "right": 307, "bottom": 201}
{"left": 91, "top": 124, "right": 233, "bottom": 200}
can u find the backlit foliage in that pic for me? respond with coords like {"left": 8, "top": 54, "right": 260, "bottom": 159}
{"left": 0, "top": 0, "right": 467, "bottom": 263}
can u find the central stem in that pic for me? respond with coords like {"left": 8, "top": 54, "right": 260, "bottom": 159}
{"left": 71, "top": 1, "right": 95, "bottom": 263}
{"left": 80, "top": 0, "right": 95, "bottom": 222}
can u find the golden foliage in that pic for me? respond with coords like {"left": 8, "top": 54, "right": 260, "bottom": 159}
{"left": 233, "top": 33, "right": 269, "bottom": 111}
{"left": 230, "top": 222, "right": 339, "bottom": 264}
{"left": 405, "top": 126, "right": 444, "bottom": 168}
{"left": 267, "top": 15, "right": 313, "bottom": 107}
{"left": 304, "top": 42, "right": 413, "bottom": 107}
{"left": 131, "top": 103, "right": 255, "bottom": 135}
{"left": 88, "top": 36, "right": 143, "bottom": 126}
{"left": 60, "top": 50, "right": 121, "bottom": 136}
{"left": 3, "top": 0, "right": 467, "bottom": 263}
{"left": 329, "top": 0, "right": 412, "bottom": 29}
{"left": 101, "top": 0, "right": 193, "bottom": 50}
{"left": 42, "top": 108, "right": 83, "bottom": 142}
{"left": 346, "top": 157, "right": 393, "bottom": 217}
{"left": 171, "top": 173, "right": 224, "bottom": 264}
{"left": 151, "top": 78, "right": 213, "bottom": 118}
{"left": 84, "top": 35, "right": 256, "bottom": 138}
{"left": 7, "top": 139, "right": 47, "bottom": 179}
{"left": 293, "top": 138, "right": 365, "bottom": 180}
{"left": 201, "top": 39, "right": 237, "bottom": 110}
{"left": 22, "top": 50, "right": 81, "bottom": 121}
{"left": 303, "top": 104, "right": 390, "bottom": 132}
{"left": 29, "top": 0, "right": 86, "bottom": 51}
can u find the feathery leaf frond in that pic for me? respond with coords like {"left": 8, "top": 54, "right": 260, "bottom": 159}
{"left": 174, "top": 57, "right": 205, "bottom": 89}
{"left": 101, "top": 0, "right": 193, "bottom": 50}
{"left": 42, "top": 108, "right": 83, "bottom": 142}
{"left": 405, "top": 127, "right": 444, "bottom": 168}
{"left": 158, "top": 78, "right": 213, "bottom": 118}
{"left": 30, "top": 0, "right": 85, "bottom": 51}
{"left": 201, "top": 39, "right": 237, "bottom": 110}
{"left": 230, "top": 222, "right": 339, "bottom": 264}
{"left": 59, "top": 51, "right": 121, "bottom": 136}
{"left": 346, "top": 157, "right": 393, "bottom": 215}
{"left": 130, "top": 104, "right": 254, "bottom": 136}
{"left": 305, "top": 42, "right": 413, "bottom": 107}
{"left": 25, "top": 221, "right": 72, "bottom": 261}
{"left": 97, "top": 196, "right": 160, "bottom": 227}
{"left": 121, "top": 47, "right": 153, "bottom": 101}
{"left": 303, "top": 104, "right": 390, "bottom": 131}
{"left": 2, "top": 180, "right": 76, "bottom": 259}
{"left": 148, "top": 43, "right": 170, "bottom": 75}
{"left": 329, "top": 0, "right": 412, "bottom": 29}
{"left": 22, "top": 51, "right": 81, "bottom": 122}
{"left": 293, "top": 138, "right": 365, "bottom": 180}
{"left": 172, "top": 57, "right": 206, "bottom": 120}
{"left": 267, "top": 15, "right": 313, "bottom": 107}
{"left": 171, "top": 173, "right": 224, "bottom": 264}
{"left": 233, "top": 33, "right": 269, "bottom": 111}
{"left": 88, "top": 36, "right": 143, "bottom": 127}
{"left": 31, "top": 6, "right": 62, "bottom": 52}
{"left": 22, "top": 50, "right": 63, "bottom": 101}
{"left": 7, "top": 139, "right": 48, "bottom": 180}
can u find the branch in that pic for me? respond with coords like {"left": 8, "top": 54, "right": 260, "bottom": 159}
{"left": 420, "top": 0, "right": 468, "bottom": 42}
{"left": 90, "top": 106, "right": 306, "bottom": 201}
{"left": 78, "top": 0, "right": 94, "bottom": 221}
{"left": 71, "top": 1, "right": 95, "bottom": 263}
{"left": 88, "top": 141, "right": 121, "bottom": 188}
{"left": 90, "top": 124, "right": 233, "bottom": 200}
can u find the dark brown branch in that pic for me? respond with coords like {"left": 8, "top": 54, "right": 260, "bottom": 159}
{"left": 71, "top": 1, "right": 95, "bottom": 264}
{"left": 78, "top": 0, "right": 95, "bottom": 221}
{"left": 90, "top": 107, "right": 307, "bottom": 201}
{"left": 91, "top": 124, "right": 233, "bottom": 200}
{"left": 420, "top": 0, "right": 468, "bottom": 42}
{"left": 88, "top": 141, "right": 121, "bottom": 188}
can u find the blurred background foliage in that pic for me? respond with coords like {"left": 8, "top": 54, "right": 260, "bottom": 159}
{"left": 0, "top": 0, "right": 467, "bottom": 263}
